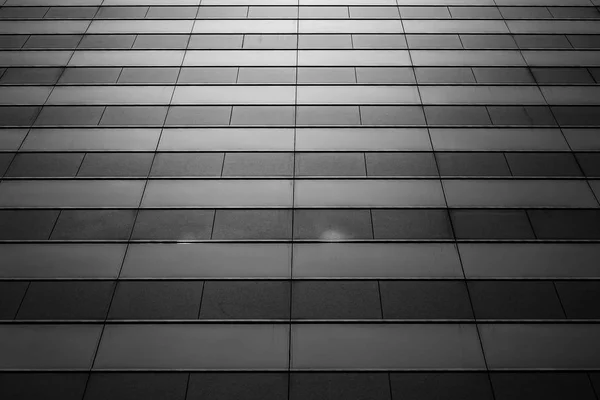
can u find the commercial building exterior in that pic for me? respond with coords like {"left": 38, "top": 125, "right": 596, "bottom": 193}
{"left": 1, "top": 0, "right": 600, "bottom": 398}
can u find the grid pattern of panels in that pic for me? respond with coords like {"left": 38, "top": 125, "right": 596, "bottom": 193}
{"left": 1, "top": 0, "right": 600, "bottom": 399}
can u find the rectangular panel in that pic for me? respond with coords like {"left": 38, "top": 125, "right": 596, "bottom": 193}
{"left": 480, "top": 324, "right": 600, "bottom": 369}
{"left": 142, "top": 180, "right": 293, "bottom": 207}
{"left": 0, "top": 20, "right": 89, "bottom": 34}
{"left": 193, "top": 20, "right": 296, "bottom": 34}
{"left": 508, "top": 20, "right": 600, "bottom": 35}
{"left": 0, "top": 180, "right": 145, "bottom": 208}
{"left": 94, "top": 324, "right": 289, "bottom": 370}
{"left": 297, "top": 86, "right": 420, "bottom": 105}
{"left": 295, "top": 180, "right": 446, "bottom": 207}
{"left": 21, "top": 128, "right": 161, "bottom": 151}
{"left": 172, "top": 86, "right": 295, "bottom": 105}
{"left": 293, "top": 243, "right": 463, "bottom": 279}
{"left": 522, "top": 51, "right": 600, "bottom": 67}
{"left": 541, "top": 87, "right": 600, "bottom": 105}
{"left": 47, "top": 86, "right": 174, "bottom": 105}
{"left": 296, "top": 128, "right": 432, "bottom": 151}
{"left": 88, "top": 20, "right": 194, "bottom": 34}
{"left": 292, "top": 324, "right": 485, "bottom": 370}
{"left": 158, "top": 128, "right": 294, "bottom": 151}
{"left": 459, "top": 243, "right": 600, "bottom": 278}
{"left": 0, "top": 244, "right": 126, "bottom": 279}
{"left": 404, "top": 20, "right": 508, "bottom": 34}
{"left": 300, "top": 20, "right": 403, "bottom": 34}
{"left": 299, "top": 50, "right": 411, "bottom": 66}
{"left": 420, "top": 86, "right": 545, "bottom": 105}
{"left": 443, "top": 180, "right": 598, "bottom": 208}
{"left": 430, "top": 128, "right": 568, "bottom": 151}
{"left": 0, "top": 51, "right": 73, "bottom": 67}
{"left": 121, "top": 243, "right": 291, "bottom": 279}
{"left": 0, "top": 325, "right": 102, "bottom": 370}
{"left": 69, "top": 51, "right": 185, "bottom": 67}
{"left": 184, "top": 50, "right": 296, "bottom": 66}
{"left": 411, "top": 50, "right": 525, "bottom": 66}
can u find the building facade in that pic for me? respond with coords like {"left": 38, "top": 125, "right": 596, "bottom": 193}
{"left": 1, "top": 0, "right": 600, "bottom": 398}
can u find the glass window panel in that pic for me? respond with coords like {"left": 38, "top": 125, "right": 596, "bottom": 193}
{"left": 158, "top": 128, "right": 294, "bottom": 151}
{"left": 352, "top": 34, "right": 407, "bottom": 49}
{"left": 188, "top": 34, "right": 243, "bottom": 49}
{"left": 443, "top": 179, "right": 598, "bottom": 208}
{"left": 0, "top": 129, "right": 27, "bottom": 151}
{"left": 121, "top": 243, "right": 291, "bottom": 278}
{"left": 296, "top": 106, "right": 361, "bottom": 125}
{"left": 178, "top": 67, "right": 238, "bottom": 83}
{"left": 21, "top": 128, "right": 161, "bottom": 151}
{"left": 193, "top": 20, "right": 296, "bottom": 34}
{"left": 293, "top": 243, "right": 462, "bottom": 279}
{"left": 298, "top": 86, "right": 420, "bottom": 105}
{"left": 96, "top": 6, "right": 148, "bottom": 18}
{"left": 403, "top": 20, "right": 508, "bottom": 34}
{"left": 291, "top": 324, "right": 484, "bottom": 370}
{"left": 94, "top": 324, "right": 289, "bottom": 370}
{"left": 0, "top": 50, "right": 73, "bottom": 67}
{"left": 294, "top": 180, "right": 445, "bottom": 207}
{"left": 459, "top": 243, "right": 600, "bottom": 278}
{"left": 24, "top": 34, "right": 82, "bottom": 48}
{"left": 0, "top": 20, "right": 90, "bottom": 35}
{"left": 248, "top": 6, "right": 298, "bottom": 18}
{"left": 356, "top": 67, "right": 415, "bottom": 83}
{"left": 184, "top": 50, "right": 295, "bottom": 66}
{"left": 0, "top": 244, "right": 126, "bottom": 279}
{"left": 430, "top": 128, "right": 568, "bottom": 151}
{"left": 299, "top": 6, "right": 349, "bottom": 18}
{"left": 0, "top": 86, "right": 52, "bottom": 105}
{"left": 480, "top": 324, "right": 600, "bottom": 369}
{"left": 69, "top": 50, "right": 185, "bottom": 66}
{"left": 133, "top": 34, "right": 189, "bottom": 49}
{"left": 299, "top": 50, "right": 411, "bottom": 66}
{"left": 300, "top": 20, "right": 403, "bottom": 34}
{"left": 141, "top": 180, "right": 293, "bottom": 207}
{"left": 0, "top": 180, "right": 146, "bottom": 207}
{"left": 59, "top": 67, "right": 121, "bottom": 84}
{"left": 0, "top": 325, "right": 102, "bottom": 370}
{"left": 298, "top": 34, "right": 352, "bottom": 49}
{"left": 88, "top": 20, "right": 194, "bottom": 34}
{"left": 1, "top": 67, "right": 63, "bottom": 84}
{"left": 420, "top": 86, "right": 545, "bottom": 105}
{"left": 78, "top": 35, "right": 136, "bottom": 50}
{"left": 411, "top": 50, "right": 525, "bottom": 66}
{"left": 406, "top": 34, "right": 463, "bottom": 49}
{"left": 298, "top": 67, "right": 356, "bottom": 83}
{"left": 349, "top": 6, "right": 399, "bottom": 18}
{"left": 165, "top": 106, "right": 232, "bottom": 126}
{"left": 196, "top": 6, "right": 248, "bottom": 18}
{"left": 541, "top": 86, "right": 600, "bottom": 105}
{"left": 47, "top": 86, "right": 174, "bottom": 105}
{"left": 295, "top": 128, "right": 432, "bottom": 151}
{"left": 508, "top": 20, "right": 600, "bottom": 35}
{"left": 172, "top": 86, "right": 294, "bottom": 105}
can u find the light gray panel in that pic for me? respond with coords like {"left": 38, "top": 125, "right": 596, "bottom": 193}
{"left": 481, "top": 324, "right": 600, "bottom": 369}
{"left": 142, "top": 180, "right": 293, "bottom": 207}
{"left": 0, "top": 180, "right": 145, "bottom": 207}
{"left": 443, "top": 180, "right": 598, "bottom": 208}
{"left": 0, "top": 325, "right": 102, "bottom": 370}
{"left": 292, "top": 324, "right": 485, "bottom": 370}
{"left": 459, "top": 243, "right": 600, "bottom": 278}
{"left": 95, "top": 324, "right": 289, "bottom": 369}
{"left": 295, "top": 180, "right": 446, "bottom": 207}
{"left": 293, "top": 243, "right": 463, "bottom": 279}
{"left": 121, "top": 243, "right": 291, "bottom": 279}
